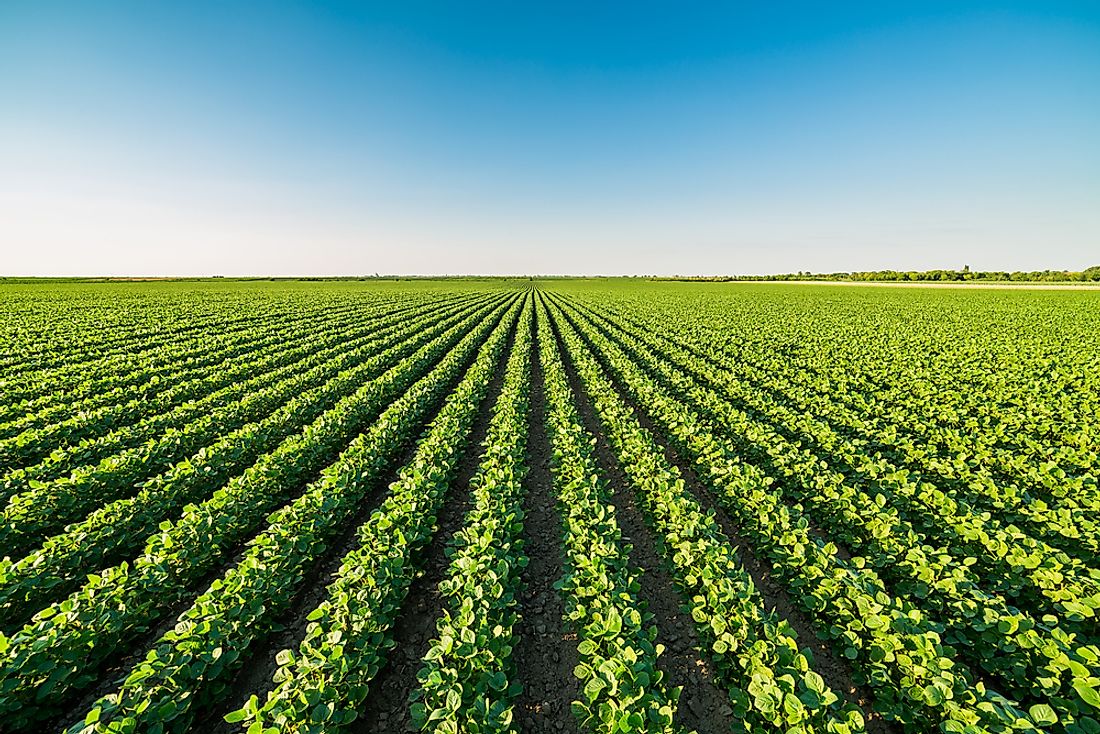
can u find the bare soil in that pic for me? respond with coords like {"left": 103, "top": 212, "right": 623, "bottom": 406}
{"left": 352, "top": 319, "right": 518, "bottom": 734}
{"left": 547, "top": 309, "right": 734, "bottom": 734}
{"left": 513, "top": 315, "right": 584, "bottom": 734}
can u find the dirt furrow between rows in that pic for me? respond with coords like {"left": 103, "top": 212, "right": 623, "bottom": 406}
{"left": 513, "top": 313, "right": 582, "bottom": 734}
{"left": 350, "top": 321, "right": 519, "bottom": 734}
{"left": 546, "top": 305, "right": 731, "bottom": 734}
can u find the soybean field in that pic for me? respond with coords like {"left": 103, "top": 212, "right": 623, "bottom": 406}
{"left": 0, "top": 279, "right": 1098, "bottom": 734}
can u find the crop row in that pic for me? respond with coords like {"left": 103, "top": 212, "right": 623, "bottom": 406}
{"left": 0, "top": 297, "right": 376, "bottom": 412}
{"left": 585, "top": 293, "right": 1099, "bottom": 530}
{"left": 557, "top": 295, "right": 1100, "bottom": 636}
{"left": 587, "top": 298, "right": 1100, "bottom": 564}
{"left": 0, "top": 295, "right": 484, "bottom": 495}
{"left": 221, "top": 294, "right": 528, "bottom": 733}
{"left": 0, "top": 299, "right": 390, "bottom": 488}
{"left": 67, "top": 297, "right": 522, "bottom": 734}
{"left": 543, "top": 295, "right": 868, "bottom": 734}
{"left": 0, "top": 294, "right": 508, "bottom": 558}
{"left": 547, "top": 294, "right": 1081, "bottom": 732}
{"left": 0, "top": 292, "right": 478, "bottom": 432}
{"left": 0, "top": 293, "right": 477, "bottom": 450}
{"left": 0, "top": 294, "right": 505, "bottom": 630}
{"left": 1, "top": 295, "right": 322, "bottom": 380}
{"left": 408, "top": 302, "right": 533, "bottom": 733}
{"left": 535, "top": 300, "right": 684, "bottom": 734}
{"left": 0, "top": 295, "right": 518, "bottom": 729}
{"left": 556, "top": 294, "right": 1100, "bottom": 728}
{"left": 0, "top": 283, "right": 406, "bottom": 375}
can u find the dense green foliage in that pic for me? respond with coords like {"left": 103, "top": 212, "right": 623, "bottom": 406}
{"left": 0, "top": 279, "right": 1096, "bottom": 734}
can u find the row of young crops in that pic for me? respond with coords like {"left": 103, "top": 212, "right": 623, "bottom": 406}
{"left": 0, "top": 280, "right": 1097, "bottom": 734}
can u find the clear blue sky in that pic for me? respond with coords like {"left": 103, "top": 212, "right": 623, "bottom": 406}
{"left": 2, "top": 1, "right": 1098, "bottom": 276}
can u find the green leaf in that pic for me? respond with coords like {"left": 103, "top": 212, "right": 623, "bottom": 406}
{"left": 1074, "top": 680, "right": 1100, "bottom": 710}
{"left": 583, "top": 676, "right": 606, "bottom": 703}
{"left": 488, "top": 671, "right": 508, "bottom": 692}
{"left": 1028, "top": 703, "right": 1058, "bottom": 726}
{"left": 923, "top": 684, "right": 945, "bottom": 707}
{"left": 224, "top": 709, "right": 249, "bottom": 724}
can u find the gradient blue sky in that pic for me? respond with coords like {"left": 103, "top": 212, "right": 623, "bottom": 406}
{"left": 2, "top": 1, "right": 1098, "bottom": 276}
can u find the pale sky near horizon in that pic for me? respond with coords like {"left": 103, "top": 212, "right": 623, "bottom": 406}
{"left": 1, "top": 2, "right": 1098, "bottom": 276}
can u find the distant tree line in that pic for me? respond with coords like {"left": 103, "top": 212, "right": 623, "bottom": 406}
{"left": 661, "top": 265, "right": 1100, "bottom": 283}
